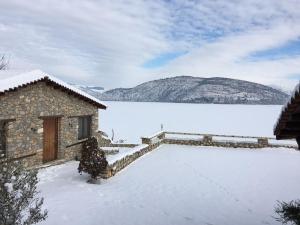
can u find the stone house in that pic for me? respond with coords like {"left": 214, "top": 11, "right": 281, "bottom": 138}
{"left": 0, "top": 70, "right": 108, "bottom": 167}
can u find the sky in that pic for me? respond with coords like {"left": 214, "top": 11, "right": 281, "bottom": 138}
{"left": 0, "top": 0, "right": 300, "bottom": 91}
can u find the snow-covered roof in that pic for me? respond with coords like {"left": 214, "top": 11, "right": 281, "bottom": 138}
{"left": 0, "top": 70, "right": 106, "bottom": 109}
{"left": 274, "top": 82, "right": 299, "bottom": 138}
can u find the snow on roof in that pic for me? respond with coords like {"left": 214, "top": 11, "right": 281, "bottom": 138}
{"left": 274, "top": 82, "right": 299, "bottom": 134}
{"left": 0, "top": 70, "right": 106, "bottom": 109}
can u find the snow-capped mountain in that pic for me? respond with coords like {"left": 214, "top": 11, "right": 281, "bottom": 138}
{"left": 97, "top": 76, "right": 289, "bottom": 105}
{"left": 71, "top": 84, "right": 104, "bottom": 96}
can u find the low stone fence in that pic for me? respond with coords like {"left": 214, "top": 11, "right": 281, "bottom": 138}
{"left": 164, "top": 138, "right": 269, "bottom": 148}
{"left": 102, "top": 141, "right": 161, "bottom": 179}
{"left": 101, "top": 130, "right": 298, "bottom": 179}
{"left": 100, "top": 143, "right": 139, "bottom": 148}
{"left": 141, "top": 131, "right": 165, "bottom": 145}
{"left": 163, "top": 131, "right": 297, "bottom": 149}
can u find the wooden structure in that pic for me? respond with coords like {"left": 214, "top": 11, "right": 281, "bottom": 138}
{"left": 43, "top": 117, "right": 59, "bottom": 163}
{"left": 274, "top": 83, "right": 300, "bottom": 149}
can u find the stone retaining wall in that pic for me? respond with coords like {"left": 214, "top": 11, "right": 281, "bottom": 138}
{"left": 162, "top": 132, "right": 297, "bottom": 149}
{"left": 101, "top": 131, "right": 297, "bottom": 179}
{"left": 100, "top": 143, "right": 138, "bottom": 148}
{"left": 102, "top": 141, "right": 162, "bottom": 179}
{"left": 163, "top": 139, "right": 269, "bottom": 148}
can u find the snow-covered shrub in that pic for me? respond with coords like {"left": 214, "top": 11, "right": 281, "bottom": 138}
{"left": 78, "top": 137, "right": 108, "bottom": 181}
{"left": 275, "top": 200, "right": 300, "bottom": 225}
{"left": 0, "top": 160, "right": 47, "bottom": 225}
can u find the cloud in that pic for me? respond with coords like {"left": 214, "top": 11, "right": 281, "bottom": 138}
{"left": 153, "top": 23, "right": 300, "bottom": 90}
{"left": 0, "top": 0, "right": 170, "bottom": 87}
{"left": 0, "top": 0, "right": 299, "bottom": 90}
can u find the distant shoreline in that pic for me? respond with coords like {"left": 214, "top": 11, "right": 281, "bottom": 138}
{"left": 100, "top": 99, "right": 285, "bottom": 106}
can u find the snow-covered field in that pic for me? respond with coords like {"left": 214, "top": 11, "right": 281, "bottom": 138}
{"left": 100, "top": 102, "right": 283, "bottom": 143}
{"left": 37, "top": 102, "right": 297, "bottom": 225}
{"left": 38, "top": 144, "right": 300, "bottom": 225}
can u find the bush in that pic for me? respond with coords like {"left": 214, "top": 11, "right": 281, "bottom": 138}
{"left": 78, "top": 137, "right": 108, "bottom": 180}
{"left": 275, "top": 200, "right": 300, "bottom": 225}
{"left": 0, "top": 160, "right": 47, "bottom": 225}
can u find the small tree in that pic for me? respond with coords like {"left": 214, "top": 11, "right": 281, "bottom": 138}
{"left": 0, "top": 55, "right": 9, "bottom": 70}
{"left": 0, "top": 160, "right": 48, "bottom": 225}
{"left": 275, "top": 200, "right": 300, "bottom": 225}
{"left": 78, "top": 137, "right": 108, "bottom": 183}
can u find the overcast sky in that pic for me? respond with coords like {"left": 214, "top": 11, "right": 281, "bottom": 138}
{"left": 0, "top": 0, "right": 299, "bottom": 90}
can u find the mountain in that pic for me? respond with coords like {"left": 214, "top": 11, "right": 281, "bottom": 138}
{"left": 71, "top": 84, "right": 104, "bottom": 96}
{"left": 95, "top": 76, "right": 289, "bottom": 105}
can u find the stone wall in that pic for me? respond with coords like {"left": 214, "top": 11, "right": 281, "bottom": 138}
{"left": 100, "top": 143, "right": 138, "bottom": 148}
{"left": 162, "top": 132, "right": 297, "bottom": 149}
{"left": 163, "top": 138, "right": 268, "bottom": 148}
{"left": 102, "top": 141, "right": 162, "bottom": 179}
{"left": 0, "top": 82, "right": 106, "bottom": 167}
{"left": 101, "top": 131, "right": 297, "bottom": 179}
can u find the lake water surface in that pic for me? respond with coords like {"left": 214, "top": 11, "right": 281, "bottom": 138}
{"left": 100, "top": 101, "right": 283, "bottom": 143}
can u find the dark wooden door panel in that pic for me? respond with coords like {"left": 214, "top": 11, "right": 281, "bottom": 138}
{"left": 43, "top": 118, "right": 58, "bottom": 163}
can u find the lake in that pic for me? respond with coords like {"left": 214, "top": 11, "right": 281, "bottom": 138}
{"left": 100, "top": 101, "right": 283, "bottom": 144}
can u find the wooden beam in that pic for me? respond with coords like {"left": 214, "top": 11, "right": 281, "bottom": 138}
{"left": 297, "top": 137, "right": 300, "bottom": 150}
{"left": 0, "top": 118, "right": 16, "bottom": 122}
{"left": 278, "top": 129, "right": 300, "bottom": 137}
{"left": 285, "top": 121, "right": 300, "bottom": 129}
{"left": 291, "top": 113, "right": 300, "bottom": 121}
{"left": 276, "top": 135, "right": 295, "bottom": 140}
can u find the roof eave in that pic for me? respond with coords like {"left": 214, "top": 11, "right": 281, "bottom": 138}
{"left": 0, "top": 76, "right": 107, "bottom": 110}
{"left": 43, "top": 77, "right": 107, "bottom": 109}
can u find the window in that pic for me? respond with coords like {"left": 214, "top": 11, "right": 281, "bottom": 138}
{"left": 78, "top": 116, "right": 92, "bottom": 140}
{"left": 0, "top": 121, "right": 7, "bottom": 157}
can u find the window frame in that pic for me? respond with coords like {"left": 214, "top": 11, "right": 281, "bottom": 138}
{"left": 0, "top": 121, "right": 8, "bottom": 157}
{"left": 78, "top": 116, "right": 92, "bottom": 140}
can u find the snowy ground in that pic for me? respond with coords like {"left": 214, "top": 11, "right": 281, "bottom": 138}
{"left": 100, "top": 101, "right": 283, "bottom": 143}
{"left": 38, "top": 144, "right": 300, "bottom": 225}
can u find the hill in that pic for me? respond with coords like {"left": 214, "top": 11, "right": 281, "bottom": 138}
{"left": 97, "top": 76, "right": 288, "bottom": 105}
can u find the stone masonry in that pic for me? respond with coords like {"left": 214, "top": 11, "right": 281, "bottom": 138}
{"left": 0, "top": 82, "right": 107, "bottom": 167}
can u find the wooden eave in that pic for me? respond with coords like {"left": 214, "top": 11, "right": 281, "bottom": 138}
{"left": 274, "top": 89, "right": 300, "bottom": 139}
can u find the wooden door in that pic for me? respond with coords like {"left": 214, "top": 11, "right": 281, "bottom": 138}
{"left": 43, "top": 118, "right": 58, "bottom": 163}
